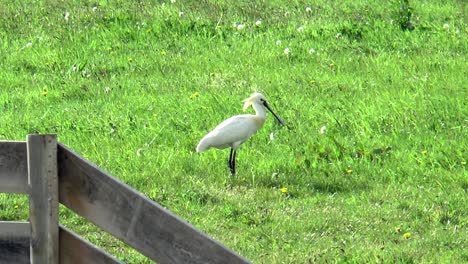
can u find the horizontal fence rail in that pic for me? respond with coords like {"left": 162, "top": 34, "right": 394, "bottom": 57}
{"left": 0, "top": 221, "right": 30, "bottom": 264}
{"left": 0, "top": 136, "right": 251, "bottom": 264}
{"left": 0, "top": 141, "right": 28, "bottom": 194}
{"left": 58, "top": 143, "right": 250, "bottom": 264}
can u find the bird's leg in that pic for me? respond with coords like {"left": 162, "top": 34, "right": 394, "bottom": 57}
{"left": 228, "top": 148, "right": 235, "bottom": 175}
{"left": 232, "top": 150, "right": 237, "bottom": 175}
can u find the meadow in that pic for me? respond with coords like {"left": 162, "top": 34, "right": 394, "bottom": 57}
{"left": 0, "top": 0, "right": 466, "bottom": 263}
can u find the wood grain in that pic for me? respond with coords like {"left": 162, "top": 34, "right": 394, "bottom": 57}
{"left": 59, "top": 225, "right": 124, "bottom": 264}
{"left": 58, "top": 143, "right": 251, "bottom": 264}
{"left": 28, "top": 134, "right": 59, "bottom": 264}
{"left": 0, "top": 221, "right": 30, "bottom": 264}
{"left": 0, "top": 141, "right": 28, "bottom": 194}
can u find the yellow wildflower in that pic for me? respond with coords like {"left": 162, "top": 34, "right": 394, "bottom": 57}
{"left": 41, "top": 89, "right": 48, "bottom": 96}
{"left": 346, "top": 169, "right": 353, "bottom": 174}
{"left": 280, "top": 187, "right": 288, "bottom": 194}
{"left": 403, "top": 232, "right": 411, "bottom": 239}
{"left": 189, "top": 92, "right": 199, "bottom": 99}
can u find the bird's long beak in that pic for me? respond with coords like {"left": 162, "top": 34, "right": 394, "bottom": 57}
{"left": 263, "top": 101, "right": 285, "bottom": 125}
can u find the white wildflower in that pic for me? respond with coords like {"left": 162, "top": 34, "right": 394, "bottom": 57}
{"left": 276, "top": 40, "right": 282, "bottom": 45}
{"left": 284, "top": 48, "right": 290, "bottom": 55}
{"left": 297, "top": 26, "right": 304, "bottom": 32}
{"left": 255, "top": 20, "right": 262, "bottom": 26}
{"left": 237, "top": 23, "right": 245, "bottom": 30}
{"left": 64, "top": 11, "right": 70, "bottom": 21}
{"left": 320, "top": 125, "right": 326, "bottom": 134}
{"left": 306, "top": 6, "right": 312, "bottom": 13}
{"left": 309, "top": 48, "right": 316, "bottom": 54}
{"left": 269, "top": 133, "right": 275, "bottom": 141}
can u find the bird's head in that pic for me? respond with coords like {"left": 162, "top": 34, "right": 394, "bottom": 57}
{"left": 242, "top": 92, "right": 285, "bottom": 125}
{"left": 242, "top": 92, "right": 267, "bottom": 111}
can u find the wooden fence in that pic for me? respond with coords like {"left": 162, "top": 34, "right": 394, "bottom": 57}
{"left": 0, "top": 134, "right": 251, "bottom": 264}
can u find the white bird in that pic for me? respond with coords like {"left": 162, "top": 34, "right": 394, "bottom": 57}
{"left": 196, "top": 92, "right": 285, "bottom": 175}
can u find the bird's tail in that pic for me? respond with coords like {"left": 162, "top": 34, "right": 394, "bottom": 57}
{"left": 196, "top": 137, "right": 210, "bottom": 152}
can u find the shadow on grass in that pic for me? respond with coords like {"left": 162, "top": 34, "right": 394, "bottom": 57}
{"left": 229, "top": 170, "right": 370, "bottom": 197}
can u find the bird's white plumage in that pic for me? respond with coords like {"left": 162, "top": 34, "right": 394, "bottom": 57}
{"left": 196, "top": 92, "right": 284, "bottom": 174}
{"left": 196, "top": 114, "right": 261, "bottom": 152}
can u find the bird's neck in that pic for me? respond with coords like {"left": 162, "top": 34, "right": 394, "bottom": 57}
{"left": 252, "top": 102, "right": 267, "bottom": 120}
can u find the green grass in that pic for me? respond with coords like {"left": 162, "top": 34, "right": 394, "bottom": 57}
{"left": 1, "top": 0, "right": 467, "bottom": 263}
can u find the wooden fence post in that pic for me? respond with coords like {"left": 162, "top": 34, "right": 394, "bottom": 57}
{"left": 28, "top": 134, "right": 59, "bottom": 264}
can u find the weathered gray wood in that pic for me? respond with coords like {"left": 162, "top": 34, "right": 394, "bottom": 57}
{"left": 0, "top": 141, "right": 28, "bottom": 194}
{"left": 28, "top": 134, "right": 59, "bottom": 264}
{"left": 59, "top": 225, "right": 124, "bottom": 264}
{"left": 0, "top": 221, "right": 30, "bottom": 264}
{"left": 58, "top": 143, "right": 251, "bottom": 264}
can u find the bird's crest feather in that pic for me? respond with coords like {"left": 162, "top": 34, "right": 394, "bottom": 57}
{"left": 242, "top": 97, "right": 254, "bottom": 112}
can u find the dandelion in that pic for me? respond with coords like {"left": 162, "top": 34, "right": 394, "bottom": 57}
{"left": 346, "top": 169, "right": 353, "bottom": 174}
{"left": 276, "top": 40, "right": 282, "bottom": 45}
{"left": 308, "top": 48, "right": 316, "bottom": 54}
{"left": 319, "top": 125, "right": 326, "bottom": 134}
{"left": 255, "top": 20, "right": 262, "bottom": 26}
{"left": 280, "top": 187, "right": 288, "bottom": 194}
{"left": 14, "top": 204, "right": 19, "bottom": 209}
{"left": 284, "top": 47, "right": 290, "bottom": 55}
{"left": 403, "top": 232, "right": 411, "bottom": 239}
{"left": 189, "top": 91, "right": 199, "bottom": 99}
{"left": 41, "top": 89, "right": 48, "bottom": 96}
{"left": 64, "top": 11, "right": 70, "bottom": 21}
{"left": 297, "top": 26, "right": 304, "bottom": 32}
{"left": 306, "top": 6, "right": 312, "bottom": 13}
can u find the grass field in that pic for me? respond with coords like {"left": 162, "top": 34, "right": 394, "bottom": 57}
{"left": 1, "top": 0, "right": 467, "bottom": 263}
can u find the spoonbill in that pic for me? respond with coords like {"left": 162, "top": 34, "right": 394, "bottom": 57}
{"left": 196, "top": 92, "right": 285, "bottom": 175}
